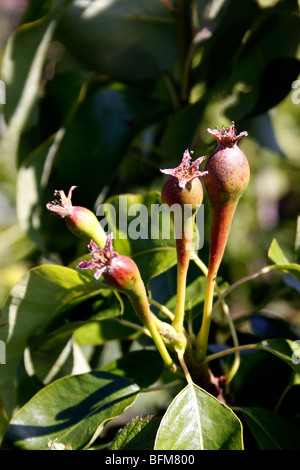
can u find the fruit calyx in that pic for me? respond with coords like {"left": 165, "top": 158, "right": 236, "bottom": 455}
{"left": 161, "top": 149, "right": 207, "bottom": 189}
{"left": 207, "top": 121, "right": 248, "bottom": 148}
{"left": 161, "top": 149, "right": 207, "bottom": 209}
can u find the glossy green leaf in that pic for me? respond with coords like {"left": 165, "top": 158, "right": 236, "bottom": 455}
{"left": 2, "top": 371, "right": 139, "bottom": 450}
{"left": 0, "top": 0, "right": 73, "bottom": 164}
{"left": 74, "top": 320, "right": 138, "bottom": 347}
{"left": 256, "top": 338, "right": 300, "bottom": 375}
{"left": 224, "top": 1, "right": 300, "bottom": 121}
{"left": 0, "top": 264, "right": 107, "bottom": 416}
{"left": 159, "top": 99, "right": 207, "bottom": 159}
{"left": 100, "top": 192, "right": 177, "bottom": 284}
{"left": 268, "top": 238, "right": 290, "bottom": 265}
{"left": 195, "top": 0, "right": 260, "bottom": 92}
{"left": 102, "top": 350, "right": 164, "bottom": 389}
{"left": 154, "top": 383, "right": 243, "bottom": 450}
{"left": 16, "top": 130, "right": 66, "bottom": 251}
{"left": 49, "top": 87, "right": 168, "bottom": 211}
{"left": 56, "top": 0, "right": 177, "bottom": 81}
{"left": 241, "top": 407, "right": 300, "bottom": 450}
{"left": 110, "top": 415, "right": 160, "bottom": 450}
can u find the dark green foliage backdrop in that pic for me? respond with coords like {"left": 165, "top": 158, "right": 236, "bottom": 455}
{"left": 0, "top": 0, "right": 300, "bottom": 450}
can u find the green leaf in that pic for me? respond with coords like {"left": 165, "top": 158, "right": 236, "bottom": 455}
{"left": 100, "top": 192, "right": 177, "bottom": 284}
{"left": 102, "top": 350, "right": 164, "bottom": 389}
{"left": 74, "top": 319, "right": 138, "bottom": 347}
{"left": 268, "top": 238, "right": 290, "bottom": 265}
{"left": 2, "top": 371, "right": 139, "bottom": 450}
{"left": 224, "top": 1, "right": 300, "bottom": 121}
{"left": 49, "top": 86, "right": 168, "bottom": 212}
{"left": 166, "top": 276, "right": 228, "bottom": 321}
{"left": 256, "top": 338, "right": 300, "bottom": 375}
{"left": 16, "top": 130, "right": 66, "bottom": 251}
{"left": 56, "top": 0, "right": 177, "bottom": 81}
{"left": 159, "top": 99, "right": 207, "bottom": 159}
{"left": 0, "top": 0, "right": 73, "bottom": 164}
{"left": 241, "top": 407, "right": 300, "bottom": 450}
{"left": 110, "top": 415, "right": 160, "bottom": 450}
{"left": 154, "top": 383, "right": 243, "bottom": 450}
{"left": 295, "top": 215, "right": 300, "bottom": 262}
{"left": 269, "top": 262, "right": 300, "bottom": 280}
{"left": 0, "top": 264, "right": 107, "bottom": 416}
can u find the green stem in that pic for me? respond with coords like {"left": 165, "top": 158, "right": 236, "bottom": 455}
{"left": 172, "top": 258, "right": 189, "bottom": 332}
{"left": 177, "top": 349, "right": 193, "bottom": 385}
{"left": 140, "top": 379, "right": 182, "bottom": 394}
{"left": 127, "top": 288, "right": 178, "bottom": 373}
{"left": 195, "top": 273, "right": 215, "bottom": 362}
{"left": 192, "top": 253, "right": 240, "bottom": 379}
{"left": 202, "top": 343, "right": 258, "bottom": 364}
{"left": 191, "top": 252, "right": 208, "bottom": 276}
{"left": 148, "top": 297, "right": 174, "bottom": 321}
{"left": 211, "top": 265, "right": 274, "bottom": 316}
{"left": 117, "top": 316, "right": 181, "bottom": 377}
{"left": 172, "top": 214, "right": 195, "bottom": 333}
{"left": 220, "top": 299, "right": 240, "bottom": 382}
{"left": 145, "top": 317, "right": 178, "bottom": 372}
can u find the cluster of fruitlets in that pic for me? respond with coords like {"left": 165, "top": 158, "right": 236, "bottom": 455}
{"left": 47, "top": 122, "right": 249, "bottom": 389}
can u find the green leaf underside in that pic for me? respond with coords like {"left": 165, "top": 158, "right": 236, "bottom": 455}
{"left": 154, "top": 383, "right": 243, "bottom": 450}
{"left": 2, "top": 371, "right": 139, "bottom": 450}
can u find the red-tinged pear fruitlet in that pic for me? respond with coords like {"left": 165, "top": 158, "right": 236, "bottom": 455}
{"left": 161, "top": 149, "right": 207, "bottom": 209}
{"left": 77, "top": 234, "right": 179, "bottom": 370}
{"left": 160, "top": 150, "right": 207, "bottom": 332}
{"left": 204, "top": 122, "right": 250, "bottom": 280}
{"left": 161, "top": 149, "right": 207, "bottom": 267}
{"left": 161, "top": 175, "right": 204, "bottom": 210}
{"left": 77, "top": 234, "right": 151, "bottom": 322}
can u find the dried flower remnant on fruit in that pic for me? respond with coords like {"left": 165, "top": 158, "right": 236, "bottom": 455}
{"left": 46, "top": 186, "right": 107, "bottom": 247}
{"left": 78, "top": 233, "right": 117, "bottom": 280}
{"left": 46, "top": 186, "right": 76, "bottom": 218}
{"left": 207, "top": 122, "right": 248, "bottom": 148}
{"left": 160, "top": 149, "right": 207, "bottom": 189}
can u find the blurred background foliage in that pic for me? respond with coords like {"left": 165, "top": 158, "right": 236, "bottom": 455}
{"left": 0, "top": 0, "right": 300, "bottom": 447}
{"left": 0, "top": 0, "right": 299, "bottom": 312}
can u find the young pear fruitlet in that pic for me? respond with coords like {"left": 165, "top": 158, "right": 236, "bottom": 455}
{"left": 196, "top": 122, "right": 249, "bottom": 362}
